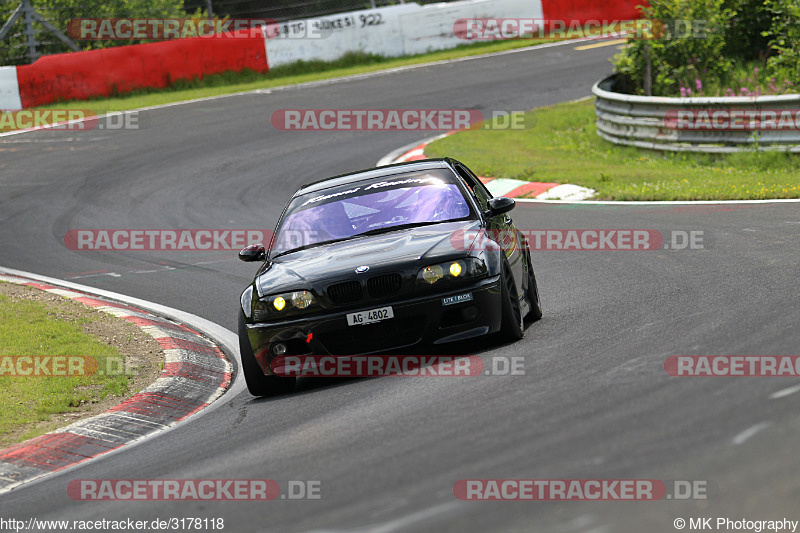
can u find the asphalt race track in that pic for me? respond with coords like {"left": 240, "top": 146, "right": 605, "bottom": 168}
{"left": 3, "top": 42, "right": 800, "bottom": 532}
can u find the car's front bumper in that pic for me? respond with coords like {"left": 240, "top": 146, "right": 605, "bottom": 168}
{"left": 244, "top": 276, "right": 502, "bottom": 375}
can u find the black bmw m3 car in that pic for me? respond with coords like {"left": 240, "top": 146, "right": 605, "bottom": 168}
{"left": 238, "top": 158, "right": 542, "bottom": 396}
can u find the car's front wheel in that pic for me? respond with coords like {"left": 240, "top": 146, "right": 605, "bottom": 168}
{"left": 525, "top": 250, "right": 543, "bottom": 322}
{"left": 238, "top": 314, "right": 296, "bottom": 397}
{"left": 498, "top": 261, "right": 524, "bottom": 342}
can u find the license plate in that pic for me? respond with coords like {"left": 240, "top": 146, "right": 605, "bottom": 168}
{"left": 347, "top": 306, "right": 394, "bottom": 326}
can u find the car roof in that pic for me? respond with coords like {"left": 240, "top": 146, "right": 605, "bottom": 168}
{"left": 293, "top": 159, "right": 455, "bottom": 197}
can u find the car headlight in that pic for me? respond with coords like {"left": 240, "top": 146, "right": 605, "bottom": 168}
{"left": 253, "top": 290, "right": 317, "bottom": 321}
{"left": 241, "top": 285, "right": 254, "bottom": 319}
{"left": 292, "top": 290, "right": 314, "bottom": 309}
{"left": 416, "top": 258, "right": 486, "bottom": 286}
{"left": 422, "top": 264, "right": 445, "bottom": 284}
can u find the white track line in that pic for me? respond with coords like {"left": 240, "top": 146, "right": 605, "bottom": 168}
{"left": 732, "top": 422, "right": 771, "bottom": 445}
{"left": 306, "top": 502, "right": 461, "bottom": 533}
{"left": 770, "top": 384, "right": 800, "bottom": 399}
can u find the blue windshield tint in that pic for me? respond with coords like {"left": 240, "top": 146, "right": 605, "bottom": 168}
{"left": 273, "top": 172, "right": 472, "bottom": 254}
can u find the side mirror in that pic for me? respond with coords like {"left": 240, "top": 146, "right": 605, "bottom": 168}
{"left": 239, "top": 243, "right": 266, "bottom": 262}
{"left": 486, "top": 197, "right": 516, "bottom": 217}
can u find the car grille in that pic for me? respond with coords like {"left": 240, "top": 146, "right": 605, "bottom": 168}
{"left": 318, "top": 315, "right": 426, "bottom": 355}
{"left": 327, "top": 280, "right": 363, "bottom": 304}
{"left": 367, "top": 273, "right": 402, "bottom": 299}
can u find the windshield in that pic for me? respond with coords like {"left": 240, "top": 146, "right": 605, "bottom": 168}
{"left": 272, "top": 169, "right": 474, "bottom": 255}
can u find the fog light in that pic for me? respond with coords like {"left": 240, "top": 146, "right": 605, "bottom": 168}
{"left": 272, "top": 343, "right": 288, "bottom": 355}
{"left": 461, "top": 306, "right": 479, "bottom": 322}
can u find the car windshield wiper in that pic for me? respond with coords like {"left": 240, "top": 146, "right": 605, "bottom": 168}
{"left": 351, "top": 220, "right": 444, "bottom": 238}
{"left": 270, "top": 237, "right": 354, "bottom": 260}
{"left": 270, "top": 221, "right": 454, "bottom": 260}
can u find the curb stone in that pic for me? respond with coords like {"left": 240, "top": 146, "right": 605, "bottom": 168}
{"left": 0, "top": 273, "right": 232, "bottom": 494}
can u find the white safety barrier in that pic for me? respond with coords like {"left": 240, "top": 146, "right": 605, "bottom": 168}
{"left": 265, "top": 0, "right": 543, "bottom": 67}
{"left": 0, "top": 66, "right": 22, "bottom": 110}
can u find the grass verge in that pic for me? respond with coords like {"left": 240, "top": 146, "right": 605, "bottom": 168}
{"left": 0, "top": 282, "right": 161, "bottom": 447}
{"left": 424, "top": 98, "right": 800, "bottom": 200}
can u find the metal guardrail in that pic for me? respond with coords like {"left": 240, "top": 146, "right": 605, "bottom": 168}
{"left": 592, "top": 75, "right": 800, "bottom": 153}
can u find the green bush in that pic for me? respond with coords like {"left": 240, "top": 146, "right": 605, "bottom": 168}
{"left": 763, "top": 0, "right": 800, "bottom": 89}
{"left": 0, "top": 0, "right": 199, "bottom": 66}
{"left": 612, "top": 0, "right": 795, "bottom": 96}
{"left": 612, "top": 0, "right": 735, "bottom": 96}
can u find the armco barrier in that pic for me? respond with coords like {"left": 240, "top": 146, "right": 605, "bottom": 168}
{"left": 10, "top": 27, "right": 267, "bottom": 109}
{"left": 593, "top": 75, "right": 800, "bottom": 153}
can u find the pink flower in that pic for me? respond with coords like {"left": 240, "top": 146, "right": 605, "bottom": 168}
{"left": 695, "top": 78, "right": 703, "bottom": 92}
{"left": 680, "top": 86, "right": 687, "bottom": 97}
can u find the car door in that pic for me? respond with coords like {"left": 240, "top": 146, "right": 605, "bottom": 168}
{"left": 451, "top": 161, "right": 526, "bottom": 298}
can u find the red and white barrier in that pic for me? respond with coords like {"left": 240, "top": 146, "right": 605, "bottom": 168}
{"left": 2, "top": 27, "right": 267, "bottom": 110}
{"left": 541, "top": 0, "right": 644, "bottom": 26}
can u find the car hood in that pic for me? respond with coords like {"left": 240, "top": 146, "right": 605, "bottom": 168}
{"left": 256, "top": 220, "right": 480, "bottom": 295}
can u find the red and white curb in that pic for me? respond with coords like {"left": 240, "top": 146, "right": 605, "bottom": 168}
{"left": 384, "top": 134, "right": 597, "bottom": 201}
{"left": 0, "top": 272, "right": 233, "bottom": 494}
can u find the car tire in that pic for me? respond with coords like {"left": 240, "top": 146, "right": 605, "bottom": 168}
{"left": 499, "top": 261, "right": 524, "bottom": 342}
{"left": 238, "top": 314, "right": 296, "bottom": 397}
{"left": 524, "top": 250, "right": 543, "bottom": 322}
